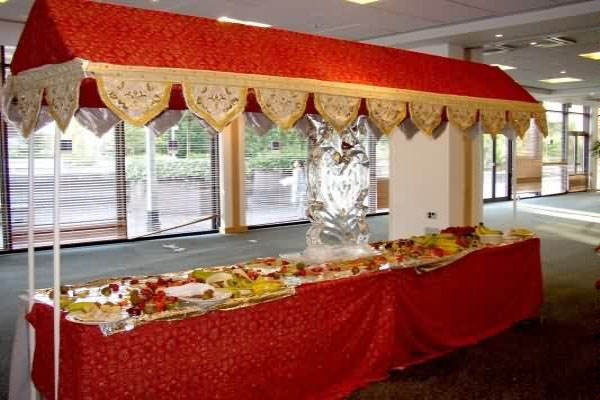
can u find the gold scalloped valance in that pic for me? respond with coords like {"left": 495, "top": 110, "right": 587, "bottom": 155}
{"left": 183, "top": 84, "right": 247, "bottom": 131}
{"left": 255, "top": 88, "right": 308, "bottom": 131}
{"left": 366, "top": 98, "right": 407, "bottom": 135}
{"left": 481, "top": 109, "right": 507, "bottom": 135}
{"left": 446, "top": 106, "right": 478, "bottom": 133}
{"left": 509, "top": 111, "right": 532, "bottom": 138}
{"left": 409, "top": 102, "right": 444, "bottom": 136}
{"left": 4, "top": 59, "right": 548, "bottom": 139}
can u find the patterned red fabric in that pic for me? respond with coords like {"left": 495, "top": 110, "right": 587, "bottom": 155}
{"left": 13, "top": 0, "right": 537, "bottom": 106}
{"left": 27, "top": 239, "right": 542, "bottom": 400}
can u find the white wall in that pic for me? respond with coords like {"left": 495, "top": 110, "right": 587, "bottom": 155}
{"left": 389, "top": 123, "right": 470, "bottom": 238}
{"left": 0, "top": 20, "right": 24, "bottom": 46}
{"left": 388, "top": 43, "right": 483, "bottom": 239}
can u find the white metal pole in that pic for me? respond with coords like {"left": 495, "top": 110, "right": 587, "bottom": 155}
{"left": 27, "top": 134, "right": 37, "bottom": 400}
{"left": 52, "top": 126, "right": 61, "bottom": 399}
{"left": 512, "top": 137, "right": 518, "bottom": 227}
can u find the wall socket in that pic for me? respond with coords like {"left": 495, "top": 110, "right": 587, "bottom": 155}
{"left": 427, "top": 211, "right": 437, "bottom": 219}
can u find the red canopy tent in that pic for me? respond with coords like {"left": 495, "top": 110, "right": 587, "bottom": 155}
{"left": 5, "top": 1, "right": 547, "bottom": 398}
{"left": 8, "top": 0, "right": 546, "bottom": 137}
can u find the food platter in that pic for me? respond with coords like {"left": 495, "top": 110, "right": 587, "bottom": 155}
{"left": 179, "top": 289, "right": 232, "bottom": 307}
{"left": 66, "top": 311, "right": 130, "bottom": 325}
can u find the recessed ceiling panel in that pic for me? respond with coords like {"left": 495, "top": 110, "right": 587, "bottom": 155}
{"left": 371, "top": 0, "right": 493, "bottom": 23}
{"left": 454, "top": 0, "right": 553, "bottom": 14}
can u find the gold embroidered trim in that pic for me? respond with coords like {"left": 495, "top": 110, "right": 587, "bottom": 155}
{"left": 409, "top": 102, "right": 444, "bottom": 136}
{"left": 366, "top": 98, "right": 407, "bottom": 135}
{"left": 481, "top": 109, "right": 506, "bottom": 135}
{"left": 46, "top": 79, "right": 81, "bottom": 133}
{"left": 314, "top": 93, "right": 361, "bottom": 133}
{"left": 9, "top": 60, "right": 549, "bottom": 138}
{"left": 532, "top": 111, "right": 548, "bottom": 137}
{"left": 183, "top": 84, "right": 247, "bottom": 131}
{"left": 508, "top": 111, "right": 531, "bottom": 139}
{"left": 446, "top": 106, "right": 478, "bottom": 134}
{"left": 96, "top": 77, "right": 171, "bottom": 126}
{"left": 84, "top": 62, "right": 545, "bottom": 113}
{"left": 255, "top": 88, "right": 308, "bottom": 130}
{"left": 16, "top": 87, "right": 44, "bottom": 138}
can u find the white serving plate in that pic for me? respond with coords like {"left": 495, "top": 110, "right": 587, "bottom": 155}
{"left": 179, "top": 289, "right": 232, "bottom": 307}
{"left": 66, "top": 311, "right": 130, "bottom": 325}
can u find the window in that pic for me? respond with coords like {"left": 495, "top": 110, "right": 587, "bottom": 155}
{"left": 244, "top": 123, "right": 309, "bottom": 226}
{"left": 243, "top": 116, "right": 390, "bottom": 228}
{"left": 0, "top": 113, "right": 220, "bottom": 251}
{"left": 541, "top": 101, "right": 567, "bottom": 195}
{"left": 516, "top": 124, "right": 543, "bottom": 198}
{"left": 123, "top": 114, "right": 220, "bottom": 239}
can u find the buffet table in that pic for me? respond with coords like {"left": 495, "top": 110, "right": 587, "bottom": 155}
{"left": 27, "top": 238, "right": 542, "bottom": 400}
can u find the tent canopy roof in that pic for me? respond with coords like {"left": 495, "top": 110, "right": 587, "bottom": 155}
{"left": 14, "top": 0, "right": 536, "bottom": 104}
{"left": 6, "top": 0, "right": 547, "bottom": 138}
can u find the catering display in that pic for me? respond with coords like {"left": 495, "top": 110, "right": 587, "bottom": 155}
{"left": 32, "top": 224, "right": 535, "bottom": 337}
{"left": 26, "top": 237, "right": 543, "bottom": 400}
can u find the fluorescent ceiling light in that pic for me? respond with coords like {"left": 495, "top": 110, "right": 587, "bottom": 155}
{"left": 579, "top": 51, "right": 600, "bottom": 61}
{"left": 560, "top": 70, "right": 566, "bottom": 74}
{"left": 495, "top": 34, "right": 503, "bottom": 38}
{"left": 217, "top": 16, "right": 271, "bottom": 28}
{"left": 530, "top": 41, "right": 538, "bottom": 45}
{"left": 539, "top": 77, "right": 583, "bottom": 84}
{"left": 490, "top": 64, "right": 516, "bottom": 70}
{"left": 346, "top": 0, "right": 379, "bottom": 4}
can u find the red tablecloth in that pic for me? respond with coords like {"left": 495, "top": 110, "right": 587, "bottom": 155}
{"left": 27, "top": 238, "right": 542, "bottom": 400}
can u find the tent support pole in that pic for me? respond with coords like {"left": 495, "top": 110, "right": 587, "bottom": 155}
{"left": 52, "top": 126, "right": 61, "bottom": 399}
{"left": 27, "top": 134, "right": 37, "bottom": 400}
{"left": 512, "top": 137, "right": 518, "bottom": 227}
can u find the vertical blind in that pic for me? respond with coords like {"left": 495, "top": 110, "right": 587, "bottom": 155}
{"left": 123, "top": 113, "right": 219, "bottom": 238}
{"left": 6, "top": 120, "right": 122, "bottom": 248}
{"left": 0, "top": 111, "right": 220, "bottom": 250}
{"left": 244, "top": 123, "right": 309, "bottom": 226}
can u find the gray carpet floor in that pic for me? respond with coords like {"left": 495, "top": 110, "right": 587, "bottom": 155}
{"left": 0, "top": 193, "right": 598, "bottom": 399}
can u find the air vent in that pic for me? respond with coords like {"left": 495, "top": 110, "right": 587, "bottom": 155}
{"left": 482, "top": 44, "right": 516, "bottom": 56}
{"left": 532, "top": 37, "right": 576, "bottom": 48}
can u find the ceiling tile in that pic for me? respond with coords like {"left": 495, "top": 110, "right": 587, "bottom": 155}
{"left": 372, "top": 0, "right": 493, "bottom": 23}
{"left": 453, "top": 0, "right": 554, "bottom": 14}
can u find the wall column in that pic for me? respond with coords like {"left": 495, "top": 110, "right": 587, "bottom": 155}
{"left": 389, "top": 43, "right": 483, "bottom": 238}
{"left": 219, "top": 117, "right": 247, "bottom": 234}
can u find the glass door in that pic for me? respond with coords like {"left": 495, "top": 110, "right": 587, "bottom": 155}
{"left": 567, "top": 133, "right": 589, "bottom": 192}
{"left": 483, "top": 134, "right": 512, "bottom": 202}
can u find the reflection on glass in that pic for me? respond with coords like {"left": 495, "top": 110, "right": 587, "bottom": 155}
{"left": 568, "top": 104, "right": 584, "bottom": 113}
{"left": 568, "top": 114, "right": 584, "bottom": 132}
{"left": 495, "top": 134, "right": 508, "bottom": 198}
{"left": 543, "top": 101, "right": 563, "bottom": 112}
{"left": 576, "top": 136, "right": 585, "bottom": 174}
{"left": 543, "top": 111, "right": 564, "bottom": 163}
{"left": 542, "top": 165, "right": 567, "bottom": 195}
{"left": 483, "top": 134, "right": 493, "bottom": 199}
{"left": 567, "top": 135, "right": 576, "bottom": 174}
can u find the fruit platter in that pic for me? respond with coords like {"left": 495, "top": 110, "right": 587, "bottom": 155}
{"left": 35, "top": 223, "right": 535, "bottom": 335}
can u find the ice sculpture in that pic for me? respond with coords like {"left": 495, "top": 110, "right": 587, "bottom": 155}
{"left": 283, "top": 115, "right": 375, "bottom": 263}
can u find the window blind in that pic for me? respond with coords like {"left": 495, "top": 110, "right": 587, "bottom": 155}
{"left": 374, "top": 135, "right": 389, "bottom": 211}
{"left": 244, "top": 124, "right": 309, "bottom": 226}
{"left": 124, "top": 113, "right": 220, "bottom": 238}
{"left": 6, "top": 120, "right": 123, "bottom": 248}
{"left": 1, "top": 111, "right": 220, "bottom": 251}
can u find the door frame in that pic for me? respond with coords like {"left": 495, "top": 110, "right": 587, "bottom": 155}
{"left": 483, "top": 135, "right": 513, "bottom": 203}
